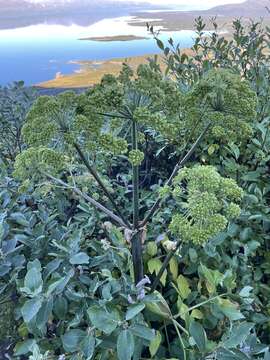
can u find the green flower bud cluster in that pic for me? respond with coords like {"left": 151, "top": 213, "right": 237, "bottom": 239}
{"left": 13, "top": 147, "right": 67, "bottom": 181}
{"left": 22, "top": 88, "right": 128, "bottom": 160}
{"left": 133, "top": 107, "right": 182, "bottom": 143}
{"left": 169, "top": 165, "right": 243, "bottom": 245}
{"left": 137, "top": 132, "right": 146, "bottom": 144}
{"left": 128, "top": 149, "right": 144, "bottom": 166}
{"left": 158, "top": 185, "right": 171, "bottom": 199}
{"left": 118, "top": 63, "right": 134, "bottom": 84}
{"left": 98, "top": 134, "right": 128, "bottom": 155}
{"left": 184, "top": 69, "right": 257, "bottom": 144}
{"left": 135, "top": 64, "right": 183, "bottom": 114}
{"left": 86, "top": 74, "right": 124, "bottom": 111}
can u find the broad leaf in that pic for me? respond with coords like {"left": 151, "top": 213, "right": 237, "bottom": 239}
{"left": 126, "top": 304, "right": 145, "bottom": 321}
{"left": 117, "top": 329, "right": 135, "bottom": 360}
{"left": 189, "top": 321, "right": 207, "bottom": 353}
{"left": 61, "top": 329, "right": 86, "bottom": 353}
{"left": 87, "top": 305, "right": 121, "bottom": 334}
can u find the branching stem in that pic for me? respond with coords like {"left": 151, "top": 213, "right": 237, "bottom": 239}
{"left": 73, "top": 142, "right": 131, "bottom": 229}
{"left": 141, "top": 124, "right": 210, "bottom": 228}
{"left": 45, "top": 173, "right": 128, "bottom": 229}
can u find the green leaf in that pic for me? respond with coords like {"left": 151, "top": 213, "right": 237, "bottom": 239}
{"left": 223, "top": 322, "right": 254, "bottom": 349}
{"left": 148, "top": 258, "right": 167, "bottom": 286}
{"left": 148, "top": 258, "right": 162, "bottom": 274}
{"left": 23, "top": 262, "right": 43, "bottom": 296}
{"left": 156, "top": 38, "right": 164, "bottom": 50}
{"left": 36, "top": 298, "right": 53, "bottom": 330}
{"left": 218, "top": 299, "right": 245, "bottom": 321}
{"left": 169, "top": 256, "right": 178, "bottom": 280}
{"left": 87, "top": 305, "right": 121, "bottom": 334}
{"left": 10, "top": 212, "right": 29, "bottom": 226}
{"left": 117, "top": 329, "right": 135, "bottom": 360}
{"left": 53, "top": 269, "right": 75, "bottom": 295}
{"left": 61, "top": 329, "right": 86, "bottom": 353}
{"left": 126, "top": 303, "right": 145, "bottom": 321}
{"left": 70, "top": 252, "right": 90, "bottom": 265}
{"left": 239, "top": 286, "right": 253, "bottom": 298}
{"left": 81, "top": 335, "right": 95, "bottom": 359}
{"left": 199, "top": 264, "right": 223, "bottom": 294}
{"left": 149, "top": 331, "right": 162, "bottom": 357}
{"left": 14, "top": 339, "right": 36, "bottom": 356}
{"left": 53, "top": 297, "right": 68, "bottom": 320}
{"left": 189, "top": 321, "right": 207, "bottom": 353}
{"left": 21, "top": 298, "right": 42, "bottom": 323}
{"left": 130, "top": 324, "right": 155, "bottom": 341}
{"left": 144, "top": 292, "right": 172, "bottom": 320}
{"left": 176, "top": 275, "right": 191, "bottom": 300}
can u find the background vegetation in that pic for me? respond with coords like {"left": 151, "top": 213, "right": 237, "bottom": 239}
{"left": 0, "top": 17, "right": 270, "bottom": 360}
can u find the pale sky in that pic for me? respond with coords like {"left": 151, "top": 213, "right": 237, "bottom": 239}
{"left": 114, "top": 0, "right": 246, "bottom": 6}
{"left": 30, "top": 0, "right": 246, "bottom": 6}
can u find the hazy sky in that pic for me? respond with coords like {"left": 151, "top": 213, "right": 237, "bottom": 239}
{"left": 30, "top": 0, "right": 246, "bottom": 5}
{"left": 115, "top": 0, "right": 246, "bottom": 5}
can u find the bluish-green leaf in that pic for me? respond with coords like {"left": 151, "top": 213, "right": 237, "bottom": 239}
{"left": 189, "top": 321, "right": 207, "bottom": 353}
{"left": 117, "top": 329, "right": 135, "bottom": 360}
{"left": 70, "top": 252, "right": 89, "bottom": 265}
{"left": 61, "top": 329, "right": 86, "bottom": 353}
{"left": 87, "top": 305, "right": 121, "bottom": 334}
{"left": 126, "top": 303, "right": 145, "bottom": 321}
{"left": 130, "top": 324, "right": 155, "bottom": 341}
{"left": 81, "top": 335, "right": 95, "bottom": 359}
{"left": 223, "top": 322, "right": 254, "bottom": 349}
{"left": 21, "top": 298, "right": 42, "bottom": 323}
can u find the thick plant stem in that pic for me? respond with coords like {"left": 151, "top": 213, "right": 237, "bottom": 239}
{"left": 131, "top": 120, "right": 144, "bottom": 284}
{"left": 73, "top": 142, "right": 131, "bottom": 229}
{"left": 151, "top": 239, "right": 182, "bottom": 292}
{"left": 140, "top": 124, "right": 210, "bottom": 228}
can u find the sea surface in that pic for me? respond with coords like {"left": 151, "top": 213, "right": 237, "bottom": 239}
{"left": 0, "top": 15, "right": 197, "bottom": 86}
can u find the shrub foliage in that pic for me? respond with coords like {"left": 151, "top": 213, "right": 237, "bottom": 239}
{"left": 0, "top": 17, "right": 270, "bottom": 360}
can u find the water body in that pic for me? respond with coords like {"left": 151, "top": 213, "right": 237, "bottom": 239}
{"left": 0, "top": 15, "right": 196, "bottom": 86}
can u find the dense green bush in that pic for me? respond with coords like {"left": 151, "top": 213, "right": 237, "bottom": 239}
{"left": 0, "top": 17, "right": 270, "bottom": 360}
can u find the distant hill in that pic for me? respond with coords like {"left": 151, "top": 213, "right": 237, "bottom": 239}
{"left": 0, "top": 0, "right": 161, "bottom": 29}
{"left": 132, "top": 0, "right": 270, "bottom": 33}
{"left": 204, "top": 0, "right": 270, "bottom": 17}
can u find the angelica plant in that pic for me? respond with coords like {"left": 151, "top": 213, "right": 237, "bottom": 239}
{"left": 13, "top": 66, "right": 254, "bottom": 285}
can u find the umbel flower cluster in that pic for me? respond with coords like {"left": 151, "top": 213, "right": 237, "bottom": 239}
{"left": 184, "top": 69, "right": 257, "bottom": 143}
{"left": 131, "top": 67, "right": 257, "bottom": 146}
{"left": 169, "top": 165, "right": 243, "bottom": 245}
{"left": 13, "top": 66, "right": 256, "bottom": 184}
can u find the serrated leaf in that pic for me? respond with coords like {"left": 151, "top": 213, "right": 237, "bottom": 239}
{"left": 148, "top": 258, "right": 167, "bottom": 286}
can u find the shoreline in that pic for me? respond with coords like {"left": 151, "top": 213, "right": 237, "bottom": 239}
{"left": 38, "top": 53, "right": 161, "bottom": 88}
